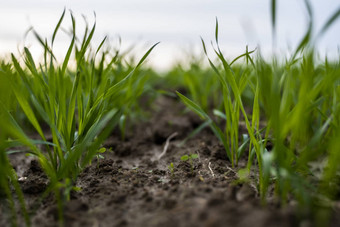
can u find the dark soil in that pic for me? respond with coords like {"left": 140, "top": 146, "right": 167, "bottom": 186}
{"left": 0, "top": 95, "right": 336, "bottom": 227}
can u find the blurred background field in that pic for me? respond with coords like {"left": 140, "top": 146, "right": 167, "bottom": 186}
{"left": 1, "top": 0, "right": 339, "bottom": 71}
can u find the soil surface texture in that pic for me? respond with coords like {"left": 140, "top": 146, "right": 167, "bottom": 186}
{"left": 1, "top": 95, "right": 337, "bottom": 227}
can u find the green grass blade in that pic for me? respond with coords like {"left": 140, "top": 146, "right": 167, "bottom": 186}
{"left": 96, "top": 36, "right": 107, "bottom": 55}
{"left": 135, "top": 42, "right": 160, "bottom": 68}
{"left": 11, "top": 87, "right": 45, "bottom": 141}
{"left": 316, "top": 6, "right": 340, "bottom": 40}
{"left": 292, "top": 0, "right": 313, "bottom": 59}
{"left": 178, "top": 120, "right": 211, "bottom": 147}
{"left": 103, "top": 43, "right": 159, "bottom": 100}
{"left": 176, "top": 91, "right": 209, "bottom": 119}
{"left": 177, "top": 91, "right": 231, "bottom": 160}
{"left": 271, "top": 0, "right": 277, "bottom": 45}
{"left": 215, "top": 17, "right": 219, "bottom": 44}
{"left": 32, "top": 30, "right": 56, "bottom": 60}
{"left": 52, "top": 8, "right": 66, "bottom": 45}
{"left": 230, "top": 48, "right": 256, "bottom": 66}
{"left": 81, "top": 110, "right": 122, "bottom": 167}
{"left": 61, "top": 36, "right": 75, "bottom": 76}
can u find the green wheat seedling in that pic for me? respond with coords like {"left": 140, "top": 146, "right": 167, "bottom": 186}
{"left": 169, "top": 57, "right": 222, "bottom": 112}
{"left": 0, "top": 145, "right": 29, "bottom": 227}
{"left": 0, "top": 117, "right": 30, "bottom": 227}
{"left": 178, "top": 0, "right": 340, "bottom": 207}
{"left": 1, "top": 10, "right": 158, "bottom": 226}
{"left": 177, "top": 21, "right": 267, "bottom": 200}
{"left": 256, "top": 53, "right": 340, "bottom": 203}
{"left": 177, "top": 19, "right": 260, "bottom": 169}
{"left": 257, "top": 0, "right": 340, "bottom": 207}
{"left": 0, "top": 62, "right": 30, "bottom": 226}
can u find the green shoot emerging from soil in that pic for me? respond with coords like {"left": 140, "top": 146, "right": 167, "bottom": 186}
{"left": 0, "top": 1, "right": 340, "bottom": 226}
{"left": 181, "top": 154, "right": 199, "bottom": 174}
{"left": 168, "top": 162, "right": 175, "bottom": 178}
{"left": 0, "top": 10, "right": 158, "bottom": 226}
{"left": 177, "top": 1, "right": 340, "bottom": 215}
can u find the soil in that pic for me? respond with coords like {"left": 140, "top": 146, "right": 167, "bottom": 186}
{"left": 0, "top": 95, "right": 338, "bottom": 227}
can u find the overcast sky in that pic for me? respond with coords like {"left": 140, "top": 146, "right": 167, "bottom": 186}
{"left": 0, "top": 0, "right": 339, "bottom": 70}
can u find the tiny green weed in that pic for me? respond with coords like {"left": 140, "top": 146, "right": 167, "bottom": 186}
{"left": 93, "top": 147, "right": 106, "bottom": 169}
{"left": 181, "top": 154, "right": 199, "bottom": 174}
{"left": 168, "top": 162, "right": 175, "bottom": 178}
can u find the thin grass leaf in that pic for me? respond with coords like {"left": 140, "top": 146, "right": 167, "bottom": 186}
{"left": 213, "top": 109, "right": 227, "bottom": 120}
{"left": 176, "top": 91, "right": 209, "bottom": 119}
{"left": 271, "top": 0, "right": 277, "bottom": 31}
{"left": 177, "top": 91, "right": 231, "bottom": 160}
{"left": 77, "top": 19, "right": 96, "bottom": 63}
{"left": 5, "top": 139, "right": 56, "bottom": 155}
{"left": 215, "top": 17, "right": 219, "bottom": 44}
{"left": 178, "top": 120, "right": 211, "bottom": 147}
{"left": 61, "top": 14, "right": 76, "bottom": 76}
{"left": 103, "top": 43, "right": 159, "bottom": 100}
{"left": 320, "top": 127, "right": 340, "bottom": 198}
{"left": 200, "top": 37, "right": 208, "bottom": 55}
{"left": 316, "top": 6, "right": 340, "bottom": 40}
{"left": 33, "top": 30, "right": 56, "bottom": 60}
{"left": 81, "top": 110, "right": 122, "bottom": 167}
{"left": 136, "top": 42, "right": 160, "bottom": 68}
{"left": 237, "top": 134, "right": 250, "bottom": 159}
{"left": 292, "top": 0, "right": 313, "bottom": 59}
{"left": 11, "top": 87, "right": 46, "bottom": 141}
{"left": 24, "top": 47, "right": 39, "bottom": 76}
{"left": 65, "top": 71, "right": 80, "bottom": 149}
{"left": 52, "top": 8, "right": 66, "bottom": 45}
{"left": 230, "top": 48, "right": 256, "bottom": 66}
{"left": 96, "top": 36, "right": 107, "bottom": 55}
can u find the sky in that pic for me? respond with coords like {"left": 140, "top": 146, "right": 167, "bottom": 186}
{"left": 0, "top": 0, "right": 339, "bottom": 70}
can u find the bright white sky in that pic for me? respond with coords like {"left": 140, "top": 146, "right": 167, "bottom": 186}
{"left": 0, "top": 0, "right": 339, "bottom": 70}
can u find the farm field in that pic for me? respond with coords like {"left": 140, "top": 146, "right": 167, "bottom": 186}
{"left": 1, "top": 95, "right": 306, "bottom": 227}
{"left": 1, "top": 2, "right": 340, "bottom": 227}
